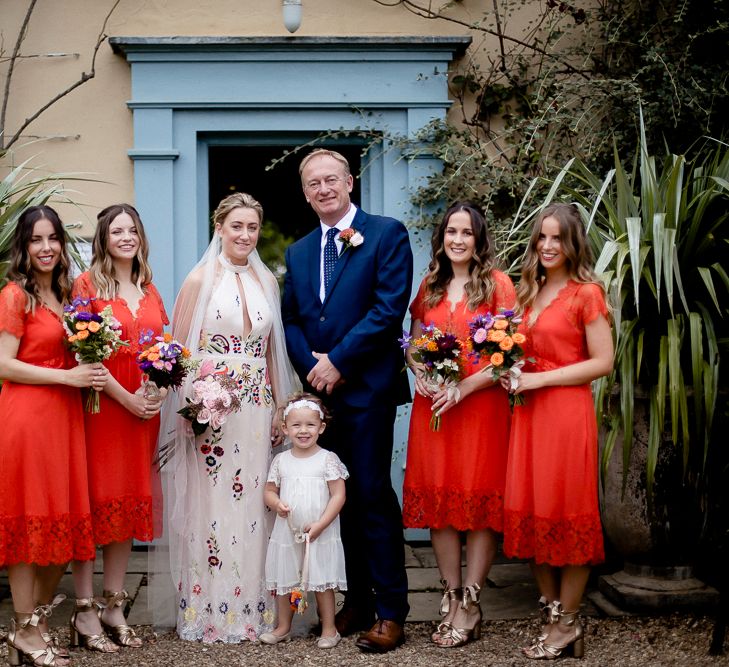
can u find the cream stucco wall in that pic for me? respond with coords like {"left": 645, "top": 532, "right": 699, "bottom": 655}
{"left": 1, "top": 0, "right": 498, "bottom": 230}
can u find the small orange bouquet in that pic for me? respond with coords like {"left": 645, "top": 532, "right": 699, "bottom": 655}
{"left": 468, "top": 309, "right": 529, "bottom": 410}
{"left": 63, "top": 297, "right": 127, "bottom": 413}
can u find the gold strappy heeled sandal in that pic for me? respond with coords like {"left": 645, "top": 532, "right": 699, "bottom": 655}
{"left": 7, "top": 609, "right": 67, "bottom": 667}
{"left": 100, "top": 589, "right": 143, "bottom": 648}
{"left": 436, "top": 583, "right": 482, "bottom": 648}
{"left": 69, "top": 597, "right": 120, "bottom": 653}
{"left": 431, "top": 580, "right": 462, "bottom": 643}
{"left": 523, "top": 601, "right": 584, "bottom": 660}
{"left": 35, "top": 594, "right": 70, "bottom": 658}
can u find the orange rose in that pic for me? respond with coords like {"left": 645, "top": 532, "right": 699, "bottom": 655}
{"left": 76, "top": 329, "right": 89, "bottom": 340}
{"left": 490, "top": 352, "right": 504, "bottom": 367}
{"left": 68, "top": 334, "right": 78, "bottom": 343}
{"left": 499, "top": 336, "right": 514, "bottom": 351}
{"left": 75, "top": 321, "right": 88, "bottom": 331}
{"left": 493, "top": 319, "right": 509, "bottom": 330}
{"left": 87, "top": 321, "right": 101, "bottom": 333}
{"left": 427, "top": 341, "right": 437, "bottom": 352}
{"left": 182, "top": 348, "right": 191, "bottom": 358}
{"left": 512, "top": 333, "right": 526, "bottom": 345}
{"left": 490, "top": 329, "right": 506, "bottom": 342}
{"left": 148, "top": 352, "right": 160, "bottom": 361}
{"left": 163, "top": 333, "right": 173, "bottom": 343}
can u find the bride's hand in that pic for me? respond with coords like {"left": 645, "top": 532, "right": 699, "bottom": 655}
{"left": 270, "top": 411, "right": 283, "bottom": 447}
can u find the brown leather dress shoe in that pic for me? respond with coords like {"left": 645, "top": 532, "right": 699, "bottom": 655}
{"left": 355, "top": 619, "right": 405, "bottom": 653}
{"left": 334, "top": 606, "right": 375, "bottom": 637}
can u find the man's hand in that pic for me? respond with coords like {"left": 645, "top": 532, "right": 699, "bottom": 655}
{"left": 306, "top": 352, "right": 342, "bottom": 394}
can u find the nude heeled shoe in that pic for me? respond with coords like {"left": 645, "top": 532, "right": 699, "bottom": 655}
{"left": 69, "top": 597, "right": 120, "bottom": 653}
{"left": 435, "top": 583, "right": 482, "bottom": 648}
{"left": 431, "top": 579, "right": 462, "bottom": 643}
{"left": 523, "top": 601, "right": 584, "bottom": 660}
{"left": 99, "top": 590, "right": 143, "bottom": 648}
{"left": 7, "top": 609, "right": 67, "bottom": 667}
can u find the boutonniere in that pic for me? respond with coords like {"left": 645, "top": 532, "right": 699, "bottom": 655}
{"left": 338, "top": 228, "right": 364, "bottom": 253}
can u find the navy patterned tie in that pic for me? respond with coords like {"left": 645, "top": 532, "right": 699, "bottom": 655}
{"left": 323, "top": 227, "right": 339, "bottom": 295}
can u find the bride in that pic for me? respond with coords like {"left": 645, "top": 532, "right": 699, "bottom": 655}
{"left": 151, "top": 192, "right": 298, "bottom": 643}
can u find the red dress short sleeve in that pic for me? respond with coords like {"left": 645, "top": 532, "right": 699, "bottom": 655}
{"left": 402, "top": 270, "right": 515, "bottom": 531}
{"left": 0, "top": 283, "right": 95, "bottom": 566}
{"left": 503, "top": 280, "right": 606, "bottom": 566}
{"left": 72, "top": 273, "right": 167, "bottom": 544}
{"left": 0, "top": 282, "right": 27, "bottom": 339}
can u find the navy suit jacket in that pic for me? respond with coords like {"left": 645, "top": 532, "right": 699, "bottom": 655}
{"left": 282, "top": 207, "right": 413, "bottom": 408}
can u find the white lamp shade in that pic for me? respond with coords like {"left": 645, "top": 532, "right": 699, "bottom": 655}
{"left": 282, "top": 0, "right": 302, "bottom": 33}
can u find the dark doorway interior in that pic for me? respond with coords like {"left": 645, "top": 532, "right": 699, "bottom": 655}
{"left": 208, "top": 144, "right": 362, "bottom": 282}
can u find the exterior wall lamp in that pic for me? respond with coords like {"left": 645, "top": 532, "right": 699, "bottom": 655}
{"left": 282, "top": 0, "right": 302, "bottom": 33}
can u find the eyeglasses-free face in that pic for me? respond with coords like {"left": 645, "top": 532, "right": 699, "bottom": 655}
{"left": 301, "top": 155, "right": 354, "bottom": 225}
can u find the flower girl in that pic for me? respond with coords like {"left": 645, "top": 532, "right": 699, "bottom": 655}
{"left": 261, "top": 393, "right": 348, "bottom": 649}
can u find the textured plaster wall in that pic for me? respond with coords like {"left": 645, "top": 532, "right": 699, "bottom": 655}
{"left": 0, "top": 0, "right": 492, "bottom": 228}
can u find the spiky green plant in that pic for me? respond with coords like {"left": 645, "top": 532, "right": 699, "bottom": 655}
{"left": 0, "top": 151, "right": 89, "bottom": 284}
{"left": 505, "top": 113, "right": 729, "bottom": 508}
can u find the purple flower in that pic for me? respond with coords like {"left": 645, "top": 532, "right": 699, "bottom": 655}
{"left": 75, "top": 311, "right": 93, "bottom": 321}
{"left": 398, "top": 331, "right": 412, "bottom": 350}
{"left": 502, "top": 309, "right": 515, "bottom": 318}
{"left": 139, "top": 329, "right": 155, "bottom": 345}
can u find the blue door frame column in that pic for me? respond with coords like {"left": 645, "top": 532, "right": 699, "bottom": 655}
{"left": 110, "top": 35, "right": 471, "bottom": 528}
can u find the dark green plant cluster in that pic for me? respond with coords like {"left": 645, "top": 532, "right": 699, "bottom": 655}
{"left": 366, "top": 0, "right": 728, "bottom": 244}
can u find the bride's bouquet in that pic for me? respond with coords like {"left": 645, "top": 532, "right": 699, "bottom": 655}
{"left": 178, "top": 359, "right": 242, "bottom": 437}
{"left": 400, "top": 323, "right": 464, "bottom": 431}
{"left": 63, "top": 297, "right": 127, "bottom": 413}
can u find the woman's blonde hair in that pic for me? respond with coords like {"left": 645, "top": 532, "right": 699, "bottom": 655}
{"left": 516, "top": 203, "right": 603, "bottom": 311}
{"left": 423, "top": 201, "right": 498, "bottom": 311}
{"left": 89, "top": 203, "right": 152, "bottom": 300}
{"left": 213, "top": 192, "right": 263, "bottom": 229}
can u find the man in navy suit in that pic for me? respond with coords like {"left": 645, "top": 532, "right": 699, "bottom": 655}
{"left": 282, "top": 149, "right": 413, "bottom": 652}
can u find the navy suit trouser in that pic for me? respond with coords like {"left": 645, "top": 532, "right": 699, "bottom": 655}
{"left": 321, "top": 399, "right": 410, "bottom": 625}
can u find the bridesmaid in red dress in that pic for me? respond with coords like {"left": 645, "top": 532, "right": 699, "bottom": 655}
{"left": 502, "top": 203, "right": 613, "bottom": 660}
{"left": 0, "top": 205, "right": 108, "bottom": 667}
{"left": 70, "top": 204, "right": 168, "bottom": 652}
{"left": 402, "top": 202, "right": 515, "bottom": 648}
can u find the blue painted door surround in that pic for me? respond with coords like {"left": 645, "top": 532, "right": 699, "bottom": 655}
{"left": 110, "top": 36, "right": 471, "bottom": 530}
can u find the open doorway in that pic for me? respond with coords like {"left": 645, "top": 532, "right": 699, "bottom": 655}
{"left": 208, "top": 144, "right": 362, "bottom": 283}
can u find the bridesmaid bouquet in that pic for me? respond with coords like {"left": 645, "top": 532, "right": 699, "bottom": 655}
{"left": 63, "top": 297, "right": 127, "bottom": 413}
{"left": 399, "top": 323, "right": 464, "bottom": 431}
{"left": 467, "top": 309, "right": 529, "bottom": 410}
{"left": 177, "top": 359, "right": 242, "bottom": 437}
{"left": 137, "top": 330, "right": 196, "bottom": 399}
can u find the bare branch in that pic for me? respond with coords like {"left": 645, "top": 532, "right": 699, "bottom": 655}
{"left": 371, "top": 0, "right": 589, "bottom": 78}
{"left": 3, "top": 0, "right": 122, "bottom": 151}
{"left": 1, "top": 0, "right": 39, "bottom": 149}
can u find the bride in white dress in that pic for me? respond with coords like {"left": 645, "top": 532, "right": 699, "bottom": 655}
{"left": 150, "top": 193, "right": 298, "bottom": 643}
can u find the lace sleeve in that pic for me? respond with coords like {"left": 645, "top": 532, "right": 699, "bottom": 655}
{"left": 0, "top": 283, "right": 27, "bottom": 338}
{"left": 577, "top": 283, "right": 608, "bottom": 326}
{"left": 409, "top": 279, "right": 427, "bottom": 322}
{"left": 267, "top": 453, "right": 282, "bottom": 486}
{"left": 147, "top": 283, "right": 170, "bottom": 327}
{"left": 491, "top": 270, "right": 516, "bottom": 312}
{"left": 324, "top": 451, "right": 350, "bottom": 481}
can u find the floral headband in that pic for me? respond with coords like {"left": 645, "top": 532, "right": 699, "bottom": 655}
{"left": 283, "top": 399, "right": 324, "bottom": 420}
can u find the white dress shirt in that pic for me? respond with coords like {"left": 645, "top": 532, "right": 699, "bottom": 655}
{"left": 319, "top": 204, "right": 357, "bottom": 302}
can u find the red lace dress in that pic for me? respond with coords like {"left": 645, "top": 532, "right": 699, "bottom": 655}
{"left": 73, "top": 273, "right": 168, "bottom": 545}
{"left": 0, "top": 283, "right": 95, "bottom": 566}
{"left": 503, "top": 280, "right": 607, "bottom": 565}
{"left": 402, "top": 271, "right": 515, "bottom": 531}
